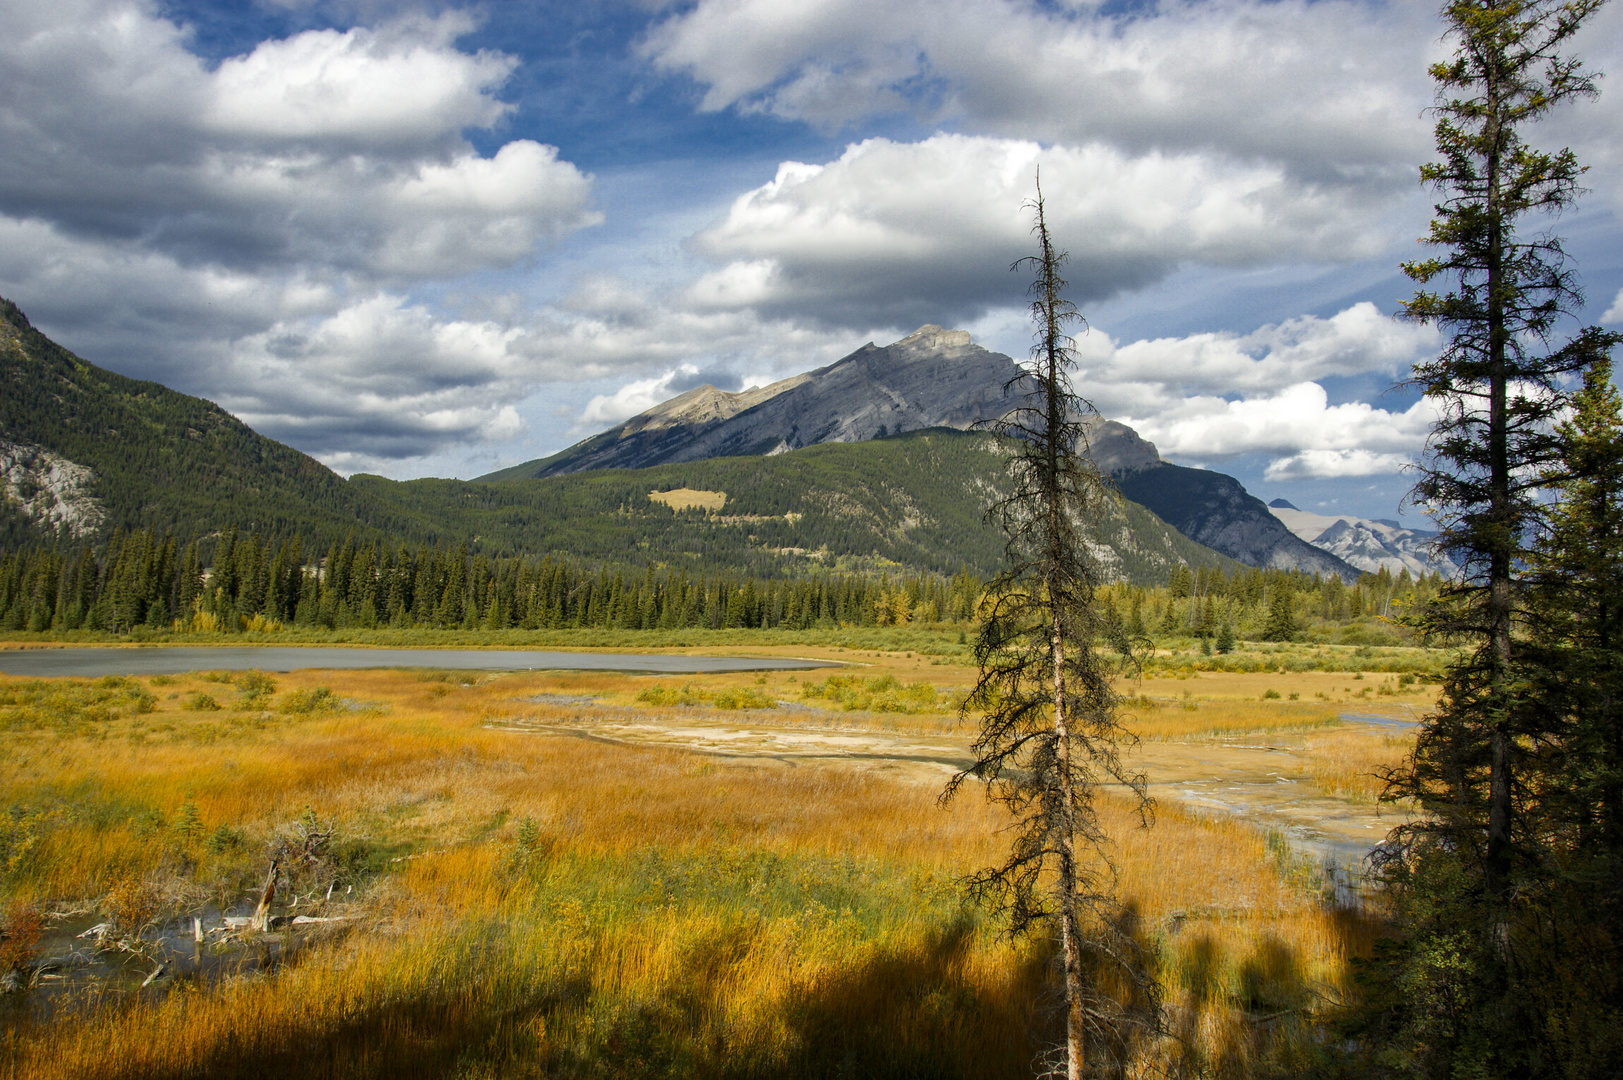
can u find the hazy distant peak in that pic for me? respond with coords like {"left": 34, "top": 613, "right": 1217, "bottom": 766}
{"left": 891, "top": 325, "right": 973, "bottom": 351}
{"left": 1268, "top": 502, "right": 1454, "bottom": 577}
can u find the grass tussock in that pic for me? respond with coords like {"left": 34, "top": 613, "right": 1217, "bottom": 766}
{"left": 0, "top": 665, "right": 1387, "bottom": 1078}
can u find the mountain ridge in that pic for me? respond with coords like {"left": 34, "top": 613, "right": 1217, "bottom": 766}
{"left": 486, "top": 324, "right": 1358, "bottom": 579}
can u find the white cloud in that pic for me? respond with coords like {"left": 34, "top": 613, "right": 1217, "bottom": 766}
{"left": 685, "top": 134, "right": 1393, "bottom": 328}
{"left": 0, "top": 2, "right": 599, "bottom": 282}
{"left": 1103, "top": 303, "right": 1438, "bottom": 397}
{"left": 1120, "top": 382, "right": 1435, "bottom": 465}
{"left": 579, "top": 366, "right": 700, "bottom": 428}
{"left": 180, "top": 294, "right": 536, "bottom": 464}
{"left": 1264, "top": 449, "right": 1414, "bottom": 482}
{"left": 1604, "top": 287, "right": 1623, "bottom": 325}
{"left": 644, "top": 0, "right": 1437, "bottom": 185}
{"left": 202, "top": 13, "right": 514, "bottom": 146}
{"left": 1052, "top": 304, "right": 1444, "bottom": 479}
{"left": 0, "top": 0, "right": 602, "bottom": 471}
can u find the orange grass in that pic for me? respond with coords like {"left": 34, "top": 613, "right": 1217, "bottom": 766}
{"left": 1124, "top": 695, "right": 1344, "bottom": 741}
{"left": 0, "top": 668, "right": 1382, "bottom": 1078}
{"left": 1303, "top": 725, "right": 1416, "bottom": 803}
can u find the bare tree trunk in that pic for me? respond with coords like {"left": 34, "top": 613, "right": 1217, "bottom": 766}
{"left": 250, "top": 856, "right": 280, "bottom": 932}
{"left": 1052, "top": 613, "right": 1085, "bottom": 1080}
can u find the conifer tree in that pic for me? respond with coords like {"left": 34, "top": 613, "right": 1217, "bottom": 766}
{"left": 1524, "top": 358, "right": 1623, "bottom": 855}
{"left": 1392, "top": 0, "right": 1619, "bottom": 899}
{"left": 943, "top": 179, "right": 1156, "bottom": 1080}
{"left": 1365, "top": 3, "right": 1621, "bottom": 1075}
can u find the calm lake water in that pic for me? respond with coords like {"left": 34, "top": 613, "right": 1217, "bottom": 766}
{"left": 0, "top": 647, "right": 839, "bottom": 678}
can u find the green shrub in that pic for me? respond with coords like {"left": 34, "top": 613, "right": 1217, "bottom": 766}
{"left": 279, "top": 687, "right": 339, "bottom": 715}
{"left": 235, "top": 670, "right": 277, "bottom": 707}
{"left": 800, "top": 674, "right": 946, "bottom": 714}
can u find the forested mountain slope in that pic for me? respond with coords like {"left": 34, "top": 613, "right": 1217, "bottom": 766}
{"left": 361, "top": 428, "right": 1239, "bottom": 584}
{"left": 0, "top": 297, "right": 396, "bottom": 548}
{"left": 483, "top": 322, "right": 1353, "bottom": 576}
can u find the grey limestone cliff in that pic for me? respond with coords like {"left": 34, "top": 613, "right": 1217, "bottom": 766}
{"left": 481, "top": 326, "right": 1019, "bottom": 480}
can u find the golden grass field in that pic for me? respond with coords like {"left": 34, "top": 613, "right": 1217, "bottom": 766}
{"left": 0, "top": 640, "right": 1428, "bottom": 1079}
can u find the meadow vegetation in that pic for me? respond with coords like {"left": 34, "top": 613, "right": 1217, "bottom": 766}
{"left": 0, "top": 659, "right": 1409, "bottom": 1078}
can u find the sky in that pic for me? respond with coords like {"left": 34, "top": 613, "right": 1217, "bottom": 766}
{"left": 3, "top": 0, "right": 1621, "bottom": 523}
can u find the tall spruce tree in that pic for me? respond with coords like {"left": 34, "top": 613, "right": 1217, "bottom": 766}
{"left": 942, "top": 180, "right": 1156, "bottom": 1080}
{"left": 1391, "top": 0, "right": 1618, "bottom": 896}
{"left": 1368, "top": 2, "right": 1621, "bottom": 1076}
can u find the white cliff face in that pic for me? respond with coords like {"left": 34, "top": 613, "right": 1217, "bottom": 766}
{"left": 0, "top": 439, "right": 106, "bottom": 538}
{"left": 1268, "top": 502, "right": 1456, "bottom": 578}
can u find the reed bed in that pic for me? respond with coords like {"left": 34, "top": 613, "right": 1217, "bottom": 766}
{"left": 0, "top": 667, "right": 1385, "bottom": 1078}
{"left": 1302, "top": 726, "right": 1417, "bottom": 803}
{"left": 1125, "top": 696, "right": 1344, "bottom": 742}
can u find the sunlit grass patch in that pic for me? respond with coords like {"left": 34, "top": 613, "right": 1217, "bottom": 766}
{"left": 1126, "top": 696, "right": 1345, "bottom": 741}
{"left": 798, "top": 673, "right": 955, "bottom": 714}
{"left": 634, "top": 682, "right": 778, "bottom": 710}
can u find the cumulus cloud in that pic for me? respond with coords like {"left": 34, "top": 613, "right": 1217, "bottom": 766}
{"left": 0, "top": 1, "right": 599, "bottom": 280}
{"left": 1103, "top": 303, "right": 1438, "bottom": 397}
{"left": 1059, "top": 304, "right": 1441, "bottom": 480}
{"left": 1265, "top": 449, "right": 1416, "bottom": 482}
{"left": 1604, "top": 288, "right": 1623, "bottom": 325}
{"left": 578, "top": 366, "right": 703, "bottom": 428}
{"left": 644, "top": 0, "right": 1437, "bottom": 185}
{"left": 686, "top": 135, "right": 1391, "bottom": 328}
{"left": 224, "top": 295, "right": 531, "bottom": 462}
{"left": 0, "top": 0, "right": 601, "bottom": 471}
{"left": 1123, "top": 382, "right": 1435, "bottom": 467}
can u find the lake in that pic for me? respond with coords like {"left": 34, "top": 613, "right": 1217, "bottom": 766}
{"left": 0, "top": 647, "right": 840, "bottom": 678}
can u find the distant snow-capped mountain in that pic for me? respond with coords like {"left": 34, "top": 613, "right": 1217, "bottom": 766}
{"left": 1267, "top": 500, "right": 1456, "bottom": 578}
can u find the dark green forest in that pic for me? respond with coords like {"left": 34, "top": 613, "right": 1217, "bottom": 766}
{"left": 0, "top": 521, "right": 1436, "bottom": 645}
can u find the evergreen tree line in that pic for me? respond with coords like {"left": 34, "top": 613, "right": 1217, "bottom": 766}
{"left": 1103, "top": 562, "right": 1446, "bottom": 644}
{"left": 0, "top": 528, "right": 988, "bottom": 634}
{"left": 0, "top": 520, "right": 1451, "bottom": 641}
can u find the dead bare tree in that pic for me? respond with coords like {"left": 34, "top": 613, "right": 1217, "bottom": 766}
{"left": 943, "top": 178, "right": 1158, "bottom": 1079}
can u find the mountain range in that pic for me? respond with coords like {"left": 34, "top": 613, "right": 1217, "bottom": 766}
{"left": 1, "top": 297, "right": 1359, "bottom": 581}
{"left": 486, "top": 324, "right": 1355, "bottom": 578}
{"left": 1267, "top": 499, "right": 1454, "bottom": 577}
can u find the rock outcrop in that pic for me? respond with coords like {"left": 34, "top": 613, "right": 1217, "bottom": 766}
{"left": 0, "top": 439, "right": 105, "bottom": 538}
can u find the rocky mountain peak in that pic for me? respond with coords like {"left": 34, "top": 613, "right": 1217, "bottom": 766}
{"left": 893, "top": 325, "right": 974, "bottom": 352}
